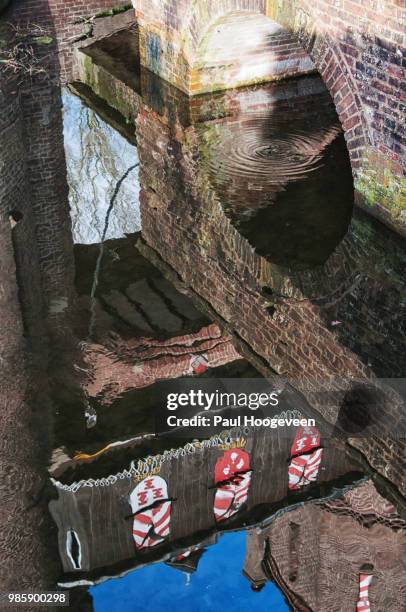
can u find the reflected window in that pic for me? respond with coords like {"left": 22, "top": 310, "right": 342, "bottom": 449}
{"left": 66, "top": 529, "right": 82, "bottom": 570}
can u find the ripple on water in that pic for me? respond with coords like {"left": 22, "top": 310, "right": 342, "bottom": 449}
{"left": 197, "top": 89, "right": 354, "bottom": 269}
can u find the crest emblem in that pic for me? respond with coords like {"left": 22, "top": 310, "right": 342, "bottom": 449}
{"left": 129, "top": 475, "right": 171, "bottom": 549}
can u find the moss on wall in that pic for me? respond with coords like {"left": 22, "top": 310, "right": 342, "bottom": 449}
{"left": 354, "top": 149, "right": 406, "bottom": 236}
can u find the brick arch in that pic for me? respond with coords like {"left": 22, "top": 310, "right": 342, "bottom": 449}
{"left": 187, "top": 1, "right": 367, "bottom": 171}
{"left": 134, "top": 0, "right": 405, "bottom": 235}
{"left": 134, "top": 0, "right": 365, "bottom": 175}
{"left": 180, "top": 0, "right": 267, "bottom": 60}
{"left": 266, "top": 0, "right": 369, "bottom": 182}
{"left": 188, "top": 9, "right": 316, "bottom": 93}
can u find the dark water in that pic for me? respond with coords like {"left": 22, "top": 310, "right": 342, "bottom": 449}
{"left": 46, "top": 73, "right": 406, "bottom": 612}
{"left": 196, "top": 82, "right": 354, "bottom": 268}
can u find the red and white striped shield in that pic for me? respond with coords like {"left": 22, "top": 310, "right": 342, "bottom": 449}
{"left": 288, "top": 447, "right": 324, "bottom": 490}
{"left": 213, "top": 448, "right": 252, "bottom": 522}
{"left": 129, "top": 475, "right": 171, "bottom": 550}
{"left": 291, "top": 425, "right": 320, "bottom": 456}
{"left": 357, "top": 573, "right": 373, "bottom": 612}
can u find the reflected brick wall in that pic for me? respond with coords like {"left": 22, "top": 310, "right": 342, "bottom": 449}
{"left": 136, "top": 82, "right": 406, "bottom": 494}
{"left": 0, "top": 87, "right": 44, "bottom": 341}
{"left": 258, "top": 480, "right": 406, "bottom": 611}
{"left": 0, "top": 83, "right": 60, "bottom": 598}
{"left": 49, "top": 432, "right": 359, "bottom": 576}
{"left": 1, "top": 1, "right": 140, "bottom": 337}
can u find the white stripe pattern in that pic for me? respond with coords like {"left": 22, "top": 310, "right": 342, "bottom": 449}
{"left": 357, "top": 573, "right": 373, "bottom": 611}
{"left": 288, "top": 448, "right": 324, "bottom": 490}
{"left": 214, "top": 471, "right": 252, "bottom": 522}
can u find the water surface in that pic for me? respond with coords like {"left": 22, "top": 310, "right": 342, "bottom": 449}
{"left": 46, "top": 75, "right": 406, "bottom": 612}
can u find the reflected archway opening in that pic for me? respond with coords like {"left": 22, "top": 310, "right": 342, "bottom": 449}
{"left": 193, "top": 12, "right": 354, "bottom": 270}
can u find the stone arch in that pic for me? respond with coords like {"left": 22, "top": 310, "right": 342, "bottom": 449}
{"left": 134, "top": 0, "right": 268, "bottom": 93}
{"left": 180, "top": 0, "right": 267, "bottom": 68}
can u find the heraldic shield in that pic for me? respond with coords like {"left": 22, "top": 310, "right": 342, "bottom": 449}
{"left": 129, "top": 475, "right": 172, "bottom": 550}
{"left": 288, "top": 425, "right": 324, "bottom": 490}
{"left": 213, "top": 448, "right": 252, "bottom": 523}
{"left": 357, "top": 573, "right": 373, "bottom": 612}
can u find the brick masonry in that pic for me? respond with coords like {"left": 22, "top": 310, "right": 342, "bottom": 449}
{"left": 1, "top": 0, "right": 405, "bottom": 491}
{"left": 133, "top": 0, "right": 405, "bottom": 234}
{"left": 0, "top": 84, "right": 60, "bottom": 600}
{"left": 253, "top": 480, "right": 406, "bottom": 610}
{"left": 191, "top": 12, "right": 315, "bottom": 93}
{"left": 6, "top": 0, "right": 133, "bottom": 81}
{"left": 133, "top": 0, "right": 312, "bottom": 92}
{"left": 135, "top": 79, "right": 406, "bottom": 494}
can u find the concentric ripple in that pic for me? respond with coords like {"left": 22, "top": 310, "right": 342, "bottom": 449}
{"left": 199, "top": 112, "right": 341, "bottom": 197}
{"left": 196, "top": 81, "right": 354, "bottom": 268}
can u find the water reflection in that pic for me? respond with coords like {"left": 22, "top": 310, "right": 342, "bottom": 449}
{"left": 197, "top": 80, "right": 353, "bottom": 268}
{"left": 63, "top": 90, "right": 140, "bottom": 244}
{"left": 135, "top": 66, "right": 406, "bottom": 455}
{"left": 90, "top": 531, "right": 289, "bottom": 612}
{"left": 50, "top": 421, "right": 406, "bottom": 611}
{"left": 50, "top": 426, "right": 366, "bottom": 577}
{"left": 47, "top": 50, "right": 406, "bottom": 610}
